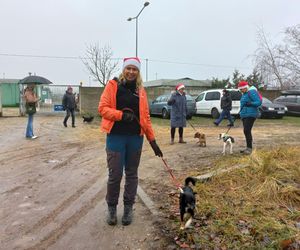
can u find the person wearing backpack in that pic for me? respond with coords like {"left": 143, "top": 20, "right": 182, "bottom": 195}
{"left": 238, "top": 81, "right": 262, "bottom": 155}
{"left": 249, "top": 83, "right": 263, "bottom": 98}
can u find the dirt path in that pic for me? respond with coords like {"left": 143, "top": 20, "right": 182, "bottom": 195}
{"left": 0, "top": 116, "right": 160, "bottom": 250}
{"left": 1, "top": 115, "right": 300, "bottom": 249}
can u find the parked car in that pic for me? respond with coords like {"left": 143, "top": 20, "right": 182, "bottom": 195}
{"left": 258, "top": 97, "right": 287, "bottom": 118}
{"left": 195, "top": 89, "right": 242, "bottom": 118}
{"left": 149, "top": 94, "right": 196, "bottom": 119}
{"left": 273, "top": 90, "right": 300, "bottom": 116}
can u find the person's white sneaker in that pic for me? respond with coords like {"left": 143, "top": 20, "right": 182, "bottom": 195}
{"left": 31, "top": 135, "right": 38, "bottom": 139}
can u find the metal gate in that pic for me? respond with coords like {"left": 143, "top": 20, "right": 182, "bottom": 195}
{"left": 37, "top": 85, "right": 80, "bottom": 114}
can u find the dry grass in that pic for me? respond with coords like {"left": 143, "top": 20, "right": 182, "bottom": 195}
{"left": 193, "top": 146, "right": 300, "bottom": 249}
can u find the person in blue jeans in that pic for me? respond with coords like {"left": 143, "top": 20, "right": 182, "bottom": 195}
{"left": 214, "top": 89, "right": 234, "bottom": 127}
{"left": 23, "top": 85, "right": 39, "bottom": 139}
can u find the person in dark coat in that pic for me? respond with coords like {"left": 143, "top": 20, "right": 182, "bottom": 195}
{"left": 62, "top": 86, "right": 76, "bottom": 127}
{"left": 167, "top": 83, "right": 188, "bottom": 144}
{"left": 214, "top": 89, "right": 234, "bottom": 127}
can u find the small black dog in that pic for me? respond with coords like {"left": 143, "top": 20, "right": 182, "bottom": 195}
{"left": 179, "top": 177, "right": 197, "bottom": 230}
{"left": 82, "top": 116, "right": 94, "bottom": 123}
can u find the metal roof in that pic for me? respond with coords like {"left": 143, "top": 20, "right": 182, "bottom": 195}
{"left": 0, "top": 79, "right": 20, "bottom": 84}
{"left": 143, "top": 77, "right": 212, "bottom": 88}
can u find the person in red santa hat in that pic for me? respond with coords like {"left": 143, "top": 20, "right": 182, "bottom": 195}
{"left": 167, "top": 83, "right": 188, "bottom": 144}
{"left": 98, "top": 57, "right": 163, "bottom": 226}
{"left": 238, "top": 80, "right": 262, "bottom": 155}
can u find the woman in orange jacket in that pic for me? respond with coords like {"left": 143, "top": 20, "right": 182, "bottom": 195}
{"left": 98, "top": 57, "right": 163, "bottom": 226}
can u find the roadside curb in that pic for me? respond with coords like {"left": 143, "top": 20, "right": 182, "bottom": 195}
{"left": 195, "top": 164, "right": 248, "bottom": 182}
{"left": 137, "top": 185, "right": 159, "bottom": 216}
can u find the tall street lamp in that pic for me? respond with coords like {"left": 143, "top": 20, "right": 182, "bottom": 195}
{"left": 127, "top": 2, "right": 150, "bottom": 57}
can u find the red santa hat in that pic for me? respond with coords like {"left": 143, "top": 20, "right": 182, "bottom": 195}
{"left": 176, "top": 83, "right": 185, "bottom": 91}
{"left": 238, "top": 81, "right": 249, "bottom": 90}
{"left": 123, "top": 57, "right": 141, "bottom": 71}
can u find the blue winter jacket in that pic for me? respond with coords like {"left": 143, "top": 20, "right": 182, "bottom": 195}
{"left": 239, "top": 89, "right": 262, "bottom": 119}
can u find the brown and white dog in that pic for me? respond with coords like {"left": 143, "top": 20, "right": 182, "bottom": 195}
{"left": 194, "top": 132, "right": 206, "bottom": 147}
{"left": 218, "top": 133, "right": 235, "bottom": 155}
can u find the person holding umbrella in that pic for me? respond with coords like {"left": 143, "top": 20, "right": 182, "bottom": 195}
{"left": 23, "top": 84, "right": 39, "bottom": 139}
{"left": 62, "top": 86, "right": 76, "bottom": 128}
{"left": 98, "top": 57, "right": 163, "bottom": 226}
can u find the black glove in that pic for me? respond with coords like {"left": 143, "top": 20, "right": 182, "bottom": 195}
{"left": 122, "top": 111, "right": 135, "bottom": 122}
{"left": 149, "top": 140, "right": 163, "bottom": 157}
{"left": 245, "top": 102, "right": 252, "bottom": 107}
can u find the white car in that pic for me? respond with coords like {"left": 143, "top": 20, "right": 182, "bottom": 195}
{"left": 195, "top": 89, "right": 242, "bottom": 118}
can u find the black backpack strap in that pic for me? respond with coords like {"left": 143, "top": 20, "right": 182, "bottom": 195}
{"left": 113, "top": 77, "right": 121, "bottom": 86}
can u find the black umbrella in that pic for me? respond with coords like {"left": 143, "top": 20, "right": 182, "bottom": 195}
{"left": 19, "top": 75, "right": 53, "bottom": 85}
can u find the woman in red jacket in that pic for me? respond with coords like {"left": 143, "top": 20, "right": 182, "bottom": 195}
{"left": 99, "top": 57, "right": 163, "bottom": 226}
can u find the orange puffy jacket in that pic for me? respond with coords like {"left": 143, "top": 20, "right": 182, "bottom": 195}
{"left": 98, "top": 79, "right": 155, "bottom": 142}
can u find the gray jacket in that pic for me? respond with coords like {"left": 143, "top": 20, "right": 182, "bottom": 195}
{"left": 167, "top": 92, "right": 187, "bottom": 128}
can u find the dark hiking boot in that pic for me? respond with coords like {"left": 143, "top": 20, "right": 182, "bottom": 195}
{"left": 122, "top": 205, "right": 133, "bottom": 226}
{"left": 72, "top": 125, "right": 76, "bottom": 128}
{"left": 240, "top": 148, "right": 252, "bottom": 155}
{"left": 179, "top": 137, "right": 187, "bottom": 144}
{"left": 213, "top": 121, "right": 219, "bottom": 126}
{"left": 170, "top": 138, "right": 175, "bottom": 145}
{"left": 227, "top": 123, "right": 234, "bottom": 127}
{"left": 63, "top": 122, "right": 67, "bottom": 127}
{"left": 107, "top": 206, "right": 117, "bottom": 225}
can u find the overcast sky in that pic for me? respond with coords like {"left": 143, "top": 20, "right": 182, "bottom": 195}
{"left": 1, "top": 0, "right": 300, "bottom": 86}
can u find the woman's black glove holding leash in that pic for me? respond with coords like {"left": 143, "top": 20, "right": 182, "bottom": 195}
{"left": 149, "top": 140, "right": 163, "bottom": 157}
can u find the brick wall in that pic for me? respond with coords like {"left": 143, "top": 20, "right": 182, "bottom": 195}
{"left": 79, "top": 87, "right": 103, "bottom": 116}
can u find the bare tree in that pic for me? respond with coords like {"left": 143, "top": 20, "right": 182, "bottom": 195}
{"left": 278, "top": 25, "right": 300, "bottom": 88}
{"left": 254, "top": 26, "right": 285, "bottom": 89}
{"left": 82, "top": 44, "right": 119, "bottom": 86}
{"left": 254, "top": 25, "right": 300, "bottom": 90}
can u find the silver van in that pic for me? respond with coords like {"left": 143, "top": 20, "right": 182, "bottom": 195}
{"left": 195, "top": 89, "right": 242, "bottom": 118}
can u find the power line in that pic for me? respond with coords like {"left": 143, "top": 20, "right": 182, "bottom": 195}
{"left": 0, "top": 53, "right": 83, "bottom": 60}
{"left": 0, "top": 53, "right": 252, "bottom": 70}
{"left": 147, "top": 58, "right": 252, "bottom": 70}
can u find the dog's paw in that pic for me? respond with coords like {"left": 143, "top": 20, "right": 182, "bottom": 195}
{"left": 184, "top": 218, "right": 193, "bottom": 229}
